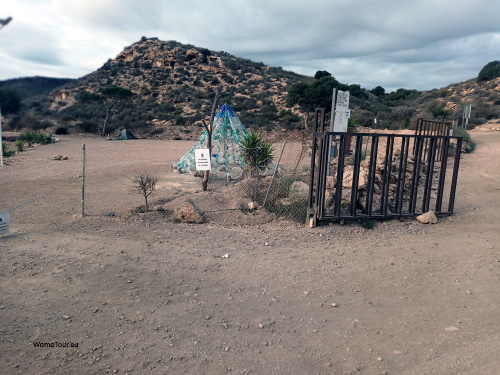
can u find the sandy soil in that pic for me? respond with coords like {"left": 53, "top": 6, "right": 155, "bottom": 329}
{"left": 0, "top": 132, "right": 499, "bottom": 375}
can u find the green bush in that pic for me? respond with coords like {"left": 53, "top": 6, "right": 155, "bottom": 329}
{"left": 54, "top": 126, "right": 68, "bottom": 135}
{"left": 464, "top": 141, "right": 476, "bottom": 153}
{"left": 477, "top": 61, "right": 500, "bottom": 82}
{"left": 453, "top": 127, "right": 476, "bottom": 153}
{"left": 18, "top": 130, "right": 47, "bottom": 147}
{"left": 15, "top": 139, "right": 24, "bottom": 152}
{"left": 2, "top": 142, "right": 15, "bottom": 157}
{"left": 240, "top": 131, "right": 274, "bottom": 176}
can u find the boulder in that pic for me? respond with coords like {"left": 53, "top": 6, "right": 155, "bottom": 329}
{"left": 174, "top": 200, "right": 205, "bottom": 224}
{"left": 289, "top": 181, "right": 309, "bottom": 200}
{"left": 416, "top": 210, "right": 438, "bottom": 224}
{"left": 326, "top": 175, "right": 336, "bottom": 190}
{"left": 342, "top": 165, "right": 369, "bottom": 190}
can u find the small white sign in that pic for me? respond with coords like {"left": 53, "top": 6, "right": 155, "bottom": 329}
{"left": 336, "top": 90, "right": 350, "bottom": 109}
{"left": 334, "top": 110, "right": 349, "bottom": 132}
{"left": 194, "top": 149, "right": 211, "bottom": 171}
{"left": 0, "top": 211, "right": 10, "bottom": 235}
{"left": 333, "top": 90, "right": 351, "bottom": 133}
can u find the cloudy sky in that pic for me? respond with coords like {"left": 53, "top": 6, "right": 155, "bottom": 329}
{"left": 1, "top": 0, "right": 499, "bottom": 92}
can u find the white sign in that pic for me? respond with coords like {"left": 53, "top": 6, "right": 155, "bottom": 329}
{"left": 334, "top": 111, "right": 349, "bottom": 132}
{"left": 333, "top": 90, "right": 350, "bottom": 133}
{"left": 0, "top": 211, "right": 10, "bottom": 235}
{"left": 336, "top": 90, "right": 350, "bottom": 109}
{"left": 194, "top": 149, "right": 211, "bottom": 171}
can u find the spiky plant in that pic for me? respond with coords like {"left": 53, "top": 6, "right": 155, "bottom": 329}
{"left": 240, "top": 131, "right": 274, "bottom": 177}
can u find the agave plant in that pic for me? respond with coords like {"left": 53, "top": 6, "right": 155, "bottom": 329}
{"left": 240, "top": 131, "right": 274, "bottom": 177}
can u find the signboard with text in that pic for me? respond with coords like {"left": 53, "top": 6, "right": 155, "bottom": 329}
{"left": 0, "top": 211, "right": 10, "bottom": 235}
{"left": 194, "top": 149, "right": 211, "bottom": 171}
{"left": 333, "top": 90, "right": 350, "bottom": 133}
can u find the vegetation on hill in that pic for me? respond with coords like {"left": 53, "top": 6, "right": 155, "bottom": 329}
{"left": 0, "top": 76, "right": 74, "bottom": 100}
{"left": 1, "top": 38, "right": 499, "bottom": 138}
{"left": 477, "top": 61, "right": 500, "bottom": 83}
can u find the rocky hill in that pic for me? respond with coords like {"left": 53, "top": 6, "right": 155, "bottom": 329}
{"left": 2, "top": 38, "right": 499, "bottom": 139}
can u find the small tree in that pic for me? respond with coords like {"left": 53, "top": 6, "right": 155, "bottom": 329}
{"left": 240, "top": 131, "right": 274, "bottom": 177}
{"left": 79, "top": 86, "right": 134, "bottom": 136}
{"left": 132, "top": 172, "right": 158, "bottom": 212}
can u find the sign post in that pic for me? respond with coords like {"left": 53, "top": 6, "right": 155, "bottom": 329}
{"left": 329, "top": 90, "right": 351, "bottom": 160}
{"left": 463, "top": 104, "right": 471, "bottom": 129}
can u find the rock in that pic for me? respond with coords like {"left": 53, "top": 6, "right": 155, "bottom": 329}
{"left": 416, "top": 210, "right": 438, "bottom": 224}
{"left": 174, "top": 200, "right": 205, "bottom": 224}
{"left": 342, "top": 165, "right": 369, "bottom": 190}
{"left": 248, "top": 201, "right": 258, "bottom": 210}
{"left": 277, "top": 198, "right": 292, "bottom": 206}
{"left": 326, "top": 175, "right": 336, "bottom": 190}
{"left": 289, "top": 181, "right": 309, "bottom": 200}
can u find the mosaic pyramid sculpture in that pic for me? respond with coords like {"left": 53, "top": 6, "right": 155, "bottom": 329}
{"left": 176, "top": 104, "right": 249, "bottom": 178}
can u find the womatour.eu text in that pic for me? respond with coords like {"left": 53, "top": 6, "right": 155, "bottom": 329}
{"left": 33, "top": 341, "right": 79, "bottom": 348}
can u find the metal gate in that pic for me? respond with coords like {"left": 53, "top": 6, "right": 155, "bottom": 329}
{"left": 307, "top": 109, "right": 463, "bottom": 226}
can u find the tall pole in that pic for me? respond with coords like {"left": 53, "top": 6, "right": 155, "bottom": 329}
{"left": 0, "top": 17, "right": 13, "bottom": 166}
{"left": 81, "top": 144, "right": 86, "bottom": 217}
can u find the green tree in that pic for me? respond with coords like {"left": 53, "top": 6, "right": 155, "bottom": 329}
{"left": 314, "top": 70, "right": 331, "bottom": 79}
{"left": 477, "top": 61, "right": 500, "bottom": 82}
{"left": 287, "top": 75, "right": 344, "bottom": 129}
{"left": 370, "top": 85, "right": 385, "bottom": 97}
{"left": 348, "top": 84, "right": 367, "bottom": 99}
{"left": 78, "top": 86, "right": 134, "bottom": 135}
{"left": 0, "top": 88, "right": 22, "bottom": 114}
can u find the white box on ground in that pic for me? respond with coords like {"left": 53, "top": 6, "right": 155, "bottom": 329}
{"left": 194, "top": 148, "right": 211, "bottom": 171}
{"left": 0, "top": 211, "right": 10, "bottom": 235}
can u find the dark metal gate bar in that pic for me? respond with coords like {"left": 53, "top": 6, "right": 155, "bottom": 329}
{"left": 308, "top": 129, "right": 463, "bottom": 225}
{"left": 414, "top": 118, "right": 453, "bottom": 162}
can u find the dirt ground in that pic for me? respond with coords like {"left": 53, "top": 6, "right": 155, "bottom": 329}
{"left": 0, "top": 132, "right": 499, "bottom": 375}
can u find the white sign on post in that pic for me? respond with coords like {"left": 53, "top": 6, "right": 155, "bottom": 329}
{"left": 194, "top": 149, "right": 211, "bottom": 171}
{"left": 333, "top": 90, "right": 350, "bottom": 133}
{"left": 0, "top": 211, "right": 10, "bottom": 235}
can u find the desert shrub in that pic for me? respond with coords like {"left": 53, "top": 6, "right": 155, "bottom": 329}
{"left": 54, "top": 126, "right": 69, "bottom": 135}
{"left": 464, "top": 141, "right": 476, "bottom": 153}
{"left": 278, "top": 109, "right": 301, "bottom": 129}
{"left": 18, "top": 130, "right": 46, "bottom": 146}
{"left": 15, "top": 139, "right": 24, "bottom": 152}
{"left": 240, "top": 131, "right": 274, "bottom": 177}
{"left": 2, "top": 142, "right": 15, "bottom": 157}
{"left": 78, "top": 121, "right": 99, "bottom": 133}
{"left": 453, "top": 127, "right": 476, "bottom": 153}
{"left": 274, "top": 198, "right": 308, "bottom": 222}
{"left": 359, "top": 219, "right": 376, "bottom": 230}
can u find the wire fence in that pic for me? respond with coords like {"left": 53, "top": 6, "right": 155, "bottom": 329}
{"left": 0, "top": 136, "right": 312, "bottom": 230}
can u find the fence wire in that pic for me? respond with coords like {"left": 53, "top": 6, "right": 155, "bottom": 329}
{"left": 0, "top": 136, "right": 313, "bottom": 226}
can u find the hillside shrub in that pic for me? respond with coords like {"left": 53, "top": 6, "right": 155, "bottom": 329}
{"left": 18, "top": 130, "right": 46, "bottom": 146}
{"left": 477, "top": 61, "right": 500, "bottom": 82}
{"left": 2, "top": 142, "right": 15, "bottom": 157}
{"left": 15, "top": 139, "right": 24, "bottom": 152}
